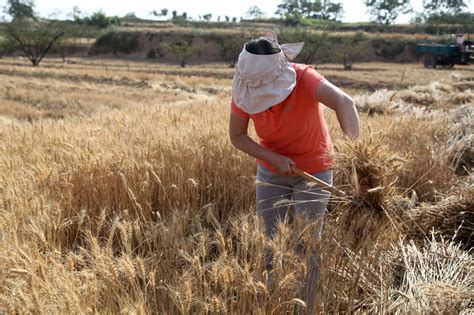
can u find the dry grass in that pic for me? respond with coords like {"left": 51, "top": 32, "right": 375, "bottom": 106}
{"left": 0, "top": 57, "right": 472, "bottom": 313}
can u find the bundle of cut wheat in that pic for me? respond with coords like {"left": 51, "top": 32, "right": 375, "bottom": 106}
{"left": 329, "top": 135, "right": 406, "bottom": 248}
{"left": 405, "top": 185, "right": 473, "bottom": 249}
{"left": 447, "top": 104, "right": 473, "bottom": 176}
{"left": 391, "top": 234, "right": 473, "bottom": 313}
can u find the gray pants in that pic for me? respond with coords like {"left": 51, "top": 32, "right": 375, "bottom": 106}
{"left": 256, "top": 164, "right": 333, "bottom": 313}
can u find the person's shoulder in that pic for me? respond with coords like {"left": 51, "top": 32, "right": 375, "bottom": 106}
{"left": 292, "top": 63, "right": 324, "bottom": 84}
{"left": 292, "top": 63, "right": 323, "bottom": 79}
{"left": 292, "top": 63, "right": 315, "bottom": 73}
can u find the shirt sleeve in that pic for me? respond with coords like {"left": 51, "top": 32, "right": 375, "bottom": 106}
{"left": 230, "top": 99, "right": 250, "bottom": 118}
{"left": 300, "top": 67, "right": 326, "bottom": 104}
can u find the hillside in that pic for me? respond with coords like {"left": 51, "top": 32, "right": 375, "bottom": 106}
{"left": 2, "top": 18, "right": 473, "bottom": 66}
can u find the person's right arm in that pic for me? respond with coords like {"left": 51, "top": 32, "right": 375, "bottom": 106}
{"left": 316, "top": 80, "right": 360, "bottom": 140}
{"left": 228, "top": 112, "right": 295, "bottom": 175}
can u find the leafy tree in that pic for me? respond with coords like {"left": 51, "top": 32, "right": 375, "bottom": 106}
{"left": 300, "top": 0, "right": 316, "bottom": 17}
{"left": 3, "top": 20, "right": 71, "bottom": 66}
{"left": 319, "top": 0, "right": 344, "bottom": 20}
{"left": 245, "top": 6, "right": 266, "bottom": 19}
{"left": 70, "top": 6, "right": 81, "bottom": 20}
{"left": 276, "top": 0, "right": 344, "bottom": 22}
{"left": 202, "top": 13, "right": 212, "bottom": 21}
{"left": 276, "top": 0, "right": 303, "bottom": 20}
{"left": 2, "top": 0, "right": 74, "bottom": 66}
{"left": 5, "top": 0, "right": 35, "bottom": 20}
{"left": 165, "top": 41, "right": 193, "bottom": 67}
{"left": 423, "top": 0, "right": 469, "bottom": 15}
{"left": 364, "top": 0, "right": 412, "bottom": 24}
{"left": 151, "top": 8, "right": 169, "bottom": 17}
{"left": 171, "top": 11, "right": 188, "bottom": 22}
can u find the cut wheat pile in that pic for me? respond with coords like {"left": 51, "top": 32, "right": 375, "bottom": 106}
{"left": 0, "top": 59, "right": 472, "bottom": 313}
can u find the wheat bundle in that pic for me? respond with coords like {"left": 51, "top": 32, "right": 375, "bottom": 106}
{"left": 405, "top": 186, "right": 473, "bottom": 249}
{"left": 393, "top": 235, "right": 473, "bottom": 313}
{"left": 330, "top": 135, "right": 406, "bottom": 248}
{"left": 447, "top": 133, "right": 473, "bottom": 176}
{"left": 353, "top": 89, "right": 399, "bottom": 116}
{"left": 398, "top": 89, "right": 436, "bottom": 107}
{"left": 452, "top": 74, "right": 474, "bottom": 92}
{"left": 447, "top": 104, "right": 473, "bottom": 176}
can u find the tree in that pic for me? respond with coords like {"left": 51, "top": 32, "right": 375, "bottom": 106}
{"left": 423, "top": 0, "right": 469, "bottom": 15}
{"left": 276, "top": 0, "right": 344, "bottom": 22}
{"left": 151, "top": 9, "right": 169, "bottom": 17}
{"left": 70, "top": 6, "right": 81, "bottom": 20}
{"left": 124, "top": 12, "right": 137, "bottom": 19}
{"left": 319, "top": 0, "right": 344, "bottom": 20}
{"left": 5, "top": 0, "right": 35, "bottom": 20}
{"left": 165, "top": 41, "right": 193, "bottom": 67}
{"left": 3, "top": 20, "right": 71, "bottom": 66}
{"left": 364, "top": 0, "right": 412, "bottom": 24}
{"left": 170, "top": 11, "right": 188, "bottom": 22}
{"left": 202, "top": 13, "right": 212, "bottom": 22}
{"left": 245, "top": 6, "right": 266, "bottom": 19}
{"left": 276, "top": 0, "right": 303, "bottom": 20}
{"left": 2, "top": 0, "right": 73, "bottom": 66}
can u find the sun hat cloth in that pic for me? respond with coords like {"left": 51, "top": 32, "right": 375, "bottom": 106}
{"left": 232, "top": 32, "right": 305, "bottom": 114}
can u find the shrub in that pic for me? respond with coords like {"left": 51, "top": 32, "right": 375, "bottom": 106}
{"left": 372, "top": 38, "right": 407, "bottom": 60}
{"left": 338, "top": 31, "right": 370, "bottom": 70}
{"left": 146, "top": 48, "right": 162, "bottom": 60}
{"left": 165, "top": 41, "right": 193, "bottom": 67}
{"left": 92, "top": 31, "right": 141, "bottom": 55}
{"left": 211, "top": 33, "right": 247, "bottom": 67}
{"left": 76, "top": 10, "right": 121, "bottom": 29}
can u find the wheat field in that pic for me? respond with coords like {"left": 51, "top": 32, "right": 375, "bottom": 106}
{"left": 0, "top": 57, "right": 472, "bottom": 314}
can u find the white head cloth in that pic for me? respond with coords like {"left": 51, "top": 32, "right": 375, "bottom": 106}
{"left": 232, "top": 31, "right": 305, "bottom": 114}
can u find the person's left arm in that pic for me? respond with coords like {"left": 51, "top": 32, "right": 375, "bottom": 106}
{"left": 315, "top": 80, "right": 360, "bottom": 140}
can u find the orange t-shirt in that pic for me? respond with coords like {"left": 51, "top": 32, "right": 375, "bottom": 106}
{"left": 231, "top": 63, "right": 333, "bottom": 174}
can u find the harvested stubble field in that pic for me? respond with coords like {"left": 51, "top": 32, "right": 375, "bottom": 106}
{"left": 0, "top": 57, "right": 472, "bottom": 313}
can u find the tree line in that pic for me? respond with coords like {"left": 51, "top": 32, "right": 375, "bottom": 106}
{"left": 154, "top": 0, "right": 470, "bottom": 25}
{"left": 269, "top": 0, "right": 470, "bottom": 25}
{"left": 0, "top": 0, "right": 472, "bottom": 67}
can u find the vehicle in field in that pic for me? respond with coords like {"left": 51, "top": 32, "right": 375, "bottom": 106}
{"left": 416, "top": 34, "right": 473, "bottom": 68}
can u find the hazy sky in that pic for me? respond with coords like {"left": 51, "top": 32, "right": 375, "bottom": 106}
{"left": 0, "top": 0, "right": 473, "bottom": 23}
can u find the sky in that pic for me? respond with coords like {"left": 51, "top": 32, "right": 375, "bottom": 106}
{"left": 0, "top": 0, "right": 473, "bottom": 23}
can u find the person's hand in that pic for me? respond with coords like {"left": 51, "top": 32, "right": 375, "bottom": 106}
{"left": 269, "top": 154, "right": 295, "bottom": 175}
